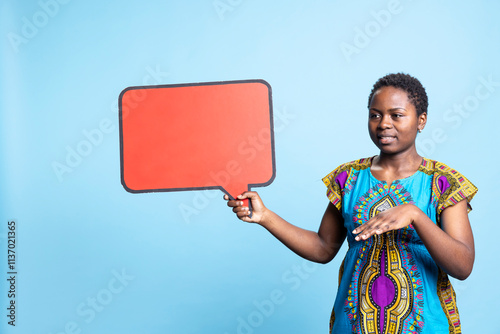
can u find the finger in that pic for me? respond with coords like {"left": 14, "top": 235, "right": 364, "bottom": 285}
{"left": 353, "top": 221, "right": 375, "bottom": 235}
{"left": 355, "top": 229, "right": 377, "bottom": 241}
{"left": 237, "top": 212, "right": 251, "bottom": 219}
{"left": 227, "top": 199, "right": 246, "bottom": 208}
{"left": 354, "top": 223, "right": 380, "bottom": 241}
{"left": 356, "top": 219, "right": 399, "bottom": 240}
{"left": 232, "top": 205, "right": 249, "bottom": 213}
{"left": 356, "top": 213, "right": 387, "bottom": 231}
{"left": 355, "top": 230, "right": 369, "bottom": 241}
{"left": 240, "top": 216, "right": 254, "bottom": 223}
{"left": 235, "top": 207, "right": 251, "bottom": 218}
{"left": 237, "top": 191, "right": 259, "bottom": 200}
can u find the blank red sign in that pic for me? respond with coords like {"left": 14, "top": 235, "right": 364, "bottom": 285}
{"left": 119, "top": 80, "right": 275, "bottom": 201}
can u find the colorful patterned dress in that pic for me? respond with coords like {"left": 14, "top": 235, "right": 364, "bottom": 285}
{"left": 322, "top": 157, "right": 477, "bottom": 334}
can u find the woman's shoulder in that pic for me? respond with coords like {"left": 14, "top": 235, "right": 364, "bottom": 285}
{"left": 421, "top": 157, "right": 478, "bottom": 207}
{"left": 419, "top": 157, "right": 471, "bottom": 180}
{"left": 322, "top": 157, "right": 374, "bottom": 206}
{"left": 420, "top": 158, "right": 478, "bottom": 213}
{"left": 328, "top": 156, "right": 373, "bottom": 174}
{"left": 323, "top": 157, "right": 373, "bottom": 185}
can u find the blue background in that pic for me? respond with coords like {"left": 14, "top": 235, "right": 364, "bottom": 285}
{"left": 1, "top": 0, "right": 498, "bottom": 333}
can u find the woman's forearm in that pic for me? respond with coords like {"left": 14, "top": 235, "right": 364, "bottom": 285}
{"left": 352, "top": 201, "right": 474, "bottom": 280}
{"left": 258, "top": 204, "right": 346, "bottom": 264}
{"left": 412, "top": 205, "right": 474, "bottom": 280}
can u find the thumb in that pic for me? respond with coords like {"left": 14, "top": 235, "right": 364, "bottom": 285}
{"left": 238, "top": 191, "right": 259, "bottom": 200}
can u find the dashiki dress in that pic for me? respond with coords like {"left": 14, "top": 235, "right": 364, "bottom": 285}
{"left": 322, "top": 157, "right": 477, "bottom": 334}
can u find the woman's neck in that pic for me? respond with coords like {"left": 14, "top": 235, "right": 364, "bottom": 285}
{"left": 375, "top": 150, "right": 422, "bottom": 171}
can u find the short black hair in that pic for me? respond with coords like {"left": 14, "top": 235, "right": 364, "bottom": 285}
{"left": 368, "top": 73, "right": 428, "bottom": 116}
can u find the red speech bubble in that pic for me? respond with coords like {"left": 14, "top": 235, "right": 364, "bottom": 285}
{"left": 119, "top": 80, "right": 275, "bottom": 209}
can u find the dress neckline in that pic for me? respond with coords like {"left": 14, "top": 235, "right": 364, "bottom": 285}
{"left": 367, "top": 155, "right": 426, "bottom": 185}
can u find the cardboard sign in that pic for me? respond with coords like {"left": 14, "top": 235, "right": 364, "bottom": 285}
{"left": 119, "top": 80, "right": 275, "bottom": 208}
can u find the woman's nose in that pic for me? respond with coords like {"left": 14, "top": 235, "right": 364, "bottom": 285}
{"left": 378, "top": 114, "right": 393, "bottom": 129}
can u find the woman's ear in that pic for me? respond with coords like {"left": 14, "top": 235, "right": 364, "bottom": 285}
{"left": 418, "top": 112, "right": 427, "bottom": 132}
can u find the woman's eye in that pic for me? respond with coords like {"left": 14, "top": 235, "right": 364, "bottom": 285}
{"left": 369, "top": 114, "right": 380, "bottom": 118}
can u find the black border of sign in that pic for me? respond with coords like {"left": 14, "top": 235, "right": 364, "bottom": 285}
{"left": 118, "top": 79, "right": 276, "bottom": 200}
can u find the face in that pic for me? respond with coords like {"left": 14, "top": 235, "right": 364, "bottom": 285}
{"left": 368, "top": 86, "right": 427, "bottom": 156}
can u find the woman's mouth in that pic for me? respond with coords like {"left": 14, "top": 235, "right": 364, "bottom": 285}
{"left": 378, "top": 136, "right": 396, "bottom": 144}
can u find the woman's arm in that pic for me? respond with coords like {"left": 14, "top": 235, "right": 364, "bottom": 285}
{"left": 414, "top": 200, "right": 474, "bottom": 280}
{"left": 226, "top": 192, "right": 346, "bottom": 264}
{"left": 352, "top": 200, "right": 474, "bottom": 280}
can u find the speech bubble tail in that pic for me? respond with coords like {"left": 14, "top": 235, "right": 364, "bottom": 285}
{"left": 243, "top": 198, "right": 253, "bottom": 218}
{"left": 222, "top": 186, "right": 253, "bottom": 218}
{"left": 222, "top": 185, "right": 247, "bottom": 201}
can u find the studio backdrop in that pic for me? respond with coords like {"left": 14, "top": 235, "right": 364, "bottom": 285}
{"left": 1, "top": 1, "right": 498, "bottom": 333}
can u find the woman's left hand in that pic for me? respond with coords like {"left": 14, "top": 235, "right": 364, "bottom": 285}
{"left": 352, "top": 203, "right": 420, "bottom": 241}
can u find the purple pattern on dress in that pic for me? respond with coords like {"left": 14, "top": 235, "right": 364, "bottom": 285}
{"left": 371, "top": 249, "right": 395, "bottom": 333}
{"left": 437, "top": 175, "right": 450, "bottom": 194}
{"left": 335, "top": 171, "right": 348, "bottom": 190}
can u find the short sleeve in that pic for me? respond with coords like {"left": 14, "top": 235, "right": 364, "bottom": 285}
{"left": 432, "top": 162, "right": 478, "bottom": 215}
{"left": 322, "top": 164, "right": 350, "bottom": 211}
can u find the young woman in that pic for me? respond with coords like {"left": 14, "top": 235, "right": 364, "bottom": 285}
{"left": 225, "top": 73, "right": 477, "bottom": 334}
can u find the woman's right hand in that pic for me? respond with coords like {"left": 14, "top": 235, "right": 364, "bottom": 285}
{"left": 224, "top": 191, "right": 268, "bottom": 224}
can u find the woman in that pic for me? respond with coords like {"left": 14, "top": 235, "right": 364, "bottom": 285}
{"left": 225, "top": 73, "right": 477, "bottom": 334}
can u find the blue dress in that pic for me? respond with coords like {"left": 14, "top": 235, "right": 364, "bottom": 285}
{"left": 322, "top": 157, "right": 477, "bottom": 334}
